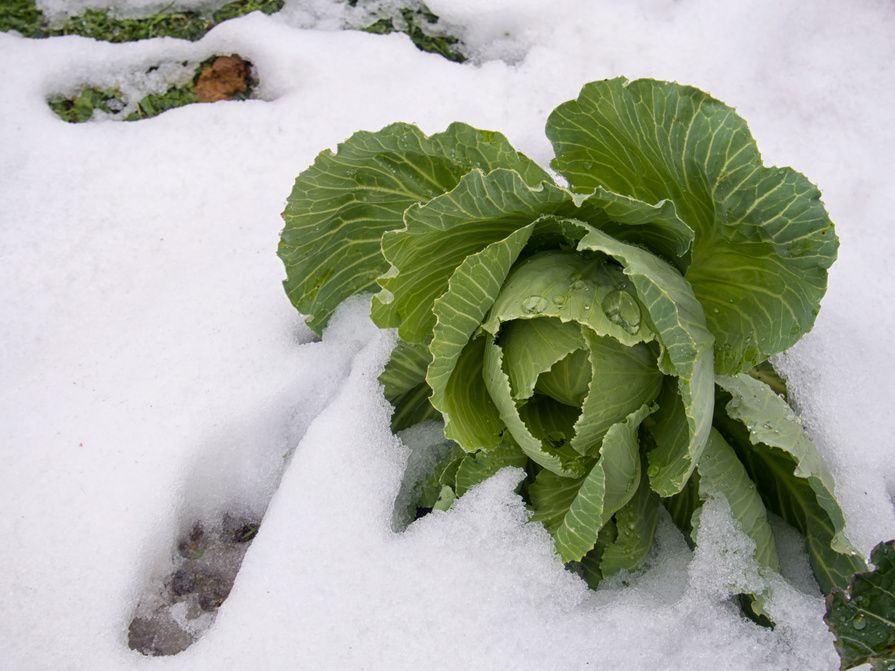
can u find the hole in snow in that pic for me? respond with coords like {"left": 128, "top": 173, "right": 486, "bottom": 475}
{"left": 48, "top": 54, "right": 263, "bottom": 124}
{"left": 127, "top": 515, "right": 260, "bottom": 656}
{"left": 390, "top": 420, "right": 454, "bottom": 531}
{"left": 124, "top": 302, "right": 375, "bottom": 656}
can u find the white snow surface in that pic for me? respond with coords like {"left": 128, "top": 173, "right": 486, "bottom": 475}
{"left": 1, "top": 1, "right": 894, "bottom": 669}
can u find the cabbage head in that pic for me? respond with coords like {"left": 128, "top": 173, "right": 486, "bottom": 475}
{"left": 278, "top": 78, "right": 864, "bottom": 603}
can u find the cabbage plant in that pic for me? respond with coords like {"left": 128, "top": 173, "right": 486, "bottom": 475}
{"left": 278, "top": 78, "right": 865, "bottom": 610}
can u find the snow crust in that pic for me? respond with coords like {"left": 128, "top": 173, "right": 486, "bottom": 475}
{"left": 1, "top": 1, "right": 893, "bottom": 669}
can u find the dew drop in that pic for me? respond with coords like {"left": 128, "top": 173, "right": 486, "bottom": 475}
{"left": 647, "top": 464, "right": 660, "bottom": 478}
{"left": 853, "top": 615, "right": 867, "bottom": 630}
{"left": 522, "top": 295, "right": 548, "bottom": 314}
{"left": 572, "top": 280, "right": 587, "bottom": 290}
{"left": 552, "top": 295, "right": 567, "bottom": 306}
{"left": 601, "top": 290, "right": 641, "bottom": 335}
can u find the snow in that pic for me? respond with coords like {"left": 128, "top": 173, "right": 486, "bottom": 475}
{"left": 1, "top": 1, "right": 893, "bottom": 669}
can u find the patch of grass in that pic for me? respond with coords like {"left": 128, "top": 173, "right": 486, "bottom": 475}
{"left": 0, "top": 0, "right": 283, "bottom": 42}
{"left": 125, "top": 84, "right": 198, "bottom": 121}
{"left": 49, "top": 87, "right": 125, "bottom": 123}
{"left": 359, "top": 4, "right": 465, "bottom": 63}
{"left": 49, "top": 55, "right": 256, "bottom": 123}
{"left": 0, "top": 0, "right": 44, "bottom": 37}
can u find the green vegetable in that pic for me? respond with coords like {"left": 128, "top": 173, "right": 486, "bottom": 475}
{"left": 825, "top": 540, "right": 895, "bottom": 670}
{"left": 279, "top": 77, "right": 862, "bottom": 616}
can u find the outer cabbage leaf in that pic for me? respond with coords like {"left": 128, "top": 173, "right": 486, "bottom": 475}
{"left": 427, "top": 224, "right": 535, "bottom": 450}
{"left": 573, "top": 188, "right": 694, "bottom": 269}
{"left": 576, "top": 224, "right": 715, "bottom": 497}
{"left": 530, "top": 404, "right": 654, "bottom": 562}
{"left": 697, "top": 429, "right": 781, "bottom": 574}
{"left": 373, "top": 171, "right": 695, "bottom": 344}
{"left": 547, "top": 77, "right": 838, "bottom": 374}
{"left": 825, "top": 540, "right": 895, "bottom": 671}
{"left": 662, "top": 470, "right": 700, "bottom": 543}
{"left": 372, "top": 170, "right": 573, "bottom": 342}
{"left": 600, "top": 462, "right": 660, "bottom": 576}
{"left": 379, "top": 339, "right": 439, "bottom": 431}
{"left": 697, "top": 429, "right": 781, "bottom": 620}
{"left": 454, "top": 443, "right": 528, "bottom": 497}
{"left": 661, "top": 429, "right": 780, "bottom": 619}
{"left": 280, "top": 122, "right": 551, "bottom": 333}
{"left": 441, "top": 335, "right": 507, "bottom": 453}
{"left": 748, "top": 359, "right": 789, "bottom": 399}
{"left": 714, "top": 373, "right": 866, "bottom": 592}
{"left": 418, "top": 447, "right": 465, "bottom": 509}
{"left": 529, "top": 470, "right": 586, "bottom": 534}
{"left": 568, "top": 524, "right": 618, "bottom": 590}
{"left": 418, "top": 442, "right": 528, "bottom": 510}
{"left": 432, "top": 486, "right": 456, "bottom": 512}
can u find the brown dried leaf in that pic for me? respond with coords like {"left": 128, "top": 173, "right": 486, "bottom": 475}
{"left": 195, "top": 55, "right": 251, "bottom": 103}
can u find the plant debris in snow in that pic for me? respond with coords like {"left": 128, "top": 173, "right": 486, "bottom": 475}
{"left": 48, "top": 53, "right": 255, "bottom": 122}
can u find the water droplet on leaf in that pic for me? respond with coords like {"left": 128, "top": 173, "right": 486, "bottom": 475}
{"left": 601, "top": 290, "right": 641, "bottom": 335}
{"left": 552, "top": 295, "right": 567, "bottom": 306}
{"left": 522, "top": 295, "right": 548, "bottom": 314}
{"left": 853, "top": 615, "right": 866, "bottom": 630}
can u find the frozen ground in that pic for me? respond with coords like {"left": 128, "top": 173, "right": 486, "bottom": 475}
{"left": 1, "top": 1, "right": 894, "bottom": 669}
